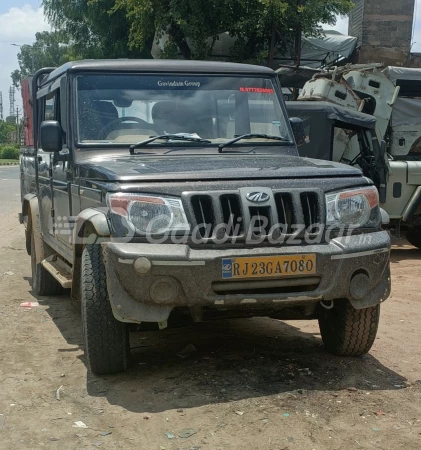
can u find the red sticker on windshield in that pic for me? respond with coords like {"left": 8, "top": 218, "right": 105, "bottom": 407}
{"left": 239, "top": 87, "right": 274, "bottom": 94}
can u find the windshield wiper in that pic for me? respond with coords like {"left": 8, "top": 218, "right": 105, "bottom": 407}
{"left": 129, "top": 134, "right": 211, "bottom": 154}
{"left": 218, "top": 134, "right": 289, "bottom": 152}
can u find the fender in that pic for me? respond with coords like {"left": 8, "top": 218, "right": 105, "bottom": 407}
{"left": 21, "top": 193, "right": 37, "bottom": 230}
{"left": 27, "top": 196, "right": 55, "bottom": 264}
{"left": 72, "top": 207, "right": 111, "bottom": 256}
{"left": 403, "top": 186, "right": 421, "bottom": 222}
{"left": 71, "top": 208, "right": 111, "bottom": 301}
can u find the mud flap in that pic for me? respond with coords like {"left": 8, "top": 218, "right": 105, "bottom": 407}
{"left": 105, "top": 259, "right": 172, "bottom": 324}
{"left": 348, "top": 266, "right": 391, "bottom": 310}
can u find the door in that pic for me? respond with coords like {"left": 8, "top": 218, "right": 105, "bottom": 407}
{"left": 37, "top": 92, "right": 56, "bottom": 238}
{"left": 50, "top": 90, "right": 73, "bottom": 249}
{"left": 37, "top": 88, "right": 73, "bottom": 251}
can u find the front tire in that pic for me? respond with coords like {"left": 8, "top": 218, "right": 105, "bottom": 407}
{"left": 318, "top": 300, "right": 380, "bottom": 356}
{"left": 81, "top": 244, "right": 129, "bottom": 374}
{"left": 25, "top": 229, "right": 31, "bottom": 255}
{"left": 31, "top": 231, "right": 63, "bottom": 296}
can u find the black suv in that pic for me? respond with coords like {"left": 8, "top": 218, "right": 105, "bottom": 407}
{"left": 20, "top": 60, "right": 391, "bottom": 374}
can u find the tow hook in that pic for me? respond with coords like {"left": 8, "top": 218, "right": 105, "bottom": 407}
{"left": 320, "top": 300, "right": 334, "bottom": 310}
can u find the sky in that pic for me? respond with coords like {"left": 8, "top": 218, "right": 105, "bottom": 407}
{"left": 1, "top": 2, "right": 421, "bottom": 117}
{"left": 0, "top": 1, "right": 49, "bottom": 116}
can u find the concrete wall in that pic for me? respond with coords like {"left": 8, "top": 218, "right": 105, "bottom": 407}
{"left": 349, "top": 0, "right": 415, "bottom": 66}
{"left": 407, "top": 53, "right": 421, "bottom": 68}
{"left": 348, "top": 0, "right": 365, "bottom": 46}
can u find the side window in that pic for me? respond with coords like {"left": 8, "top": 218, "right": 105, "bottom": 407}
{"left": 40, "top": 91, "right": 60, "bottom": 122}
{"left": 38, "top": 90, "right": 65, "bottom": 147}
{"left": 45, "top": 93, "right": 56, "bottom": 120}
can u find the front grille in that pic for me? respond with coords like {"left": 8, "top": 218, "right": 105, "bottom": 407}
{"left": 249, "top": 206, "right": 271, "bottom": 237}
{"left": 301, "top": 192, "right": 320, "bottom": 230}
{"left": 186, "top": 188, "right": 323, "bottom": 244}
{"left": 190, "top": 195, "right": 214, "bottom": 238}
{"left": 274, "top": 193, "right": 295, "bottom": 234}
{"left": 220, "top": 194, "right": 244, "bottom": 237}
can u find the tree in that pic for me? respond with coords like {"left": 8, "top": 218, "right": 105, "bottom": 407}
{"left": 41, "top": 0, "right": 354, "bottom": 65}
{"left": 42, "top": 0, "right": 151, "bottom": 60}
{"left": 11, "top": 31, "right": 74, "bottom": 88}
{"left": 13, "top": 0, "right": 152, "bottom": 88}
{"left": 113, "top": 0, "right": 354, "bottom": 63}
{"left": 0, "top": 120, "right": 15, "bottom": 145}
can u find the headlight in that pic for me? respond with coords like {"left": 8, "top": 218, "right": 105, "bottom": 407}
{"left": 326, "top": 186, "right": 380, "bottom": 228}
{"left": 107, "top": 193, "right": 189, "bottom": 235}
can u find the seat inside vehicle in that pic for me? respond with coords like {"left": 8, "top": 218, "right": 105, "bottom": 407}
{"left": 151, "top": 100, "right": 213, "bottom": 137}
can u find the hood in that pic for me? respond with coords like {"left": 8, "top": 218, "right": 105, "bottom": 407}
{"left": 76, "top": 153, "right": 362, "bottom": 182}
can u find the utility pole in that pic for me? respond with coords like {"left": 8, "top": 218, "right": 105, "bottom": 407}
{"left": 9, "top": 87, "right": 15, "bottom": 117}
{"left": 294, "top": 0, "right": 304, "bottom": 67}
{"left": 293, "top": 0, "right": 304, "bottom": 100}
{"left": 294, "top": 23, "right": 302, "bottom": 67}
{"left": 267, "top": 25, "right": 277, "bottom": 68}
{"left": 0, "top": 92, "right": 3, "bottom": 120}
{"left": 16, "top": 107, "right": 20, "bottom": 145}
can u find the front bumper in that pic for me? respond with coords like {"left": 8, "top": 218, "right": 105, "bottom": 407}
{"left": 102, "top": 231, "right": 391, "bottom": 324}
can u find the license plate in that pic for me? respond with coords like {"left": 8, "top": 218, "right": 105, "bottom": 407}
{"left": 221, "top": 254, "right": 316, "bottom": 279}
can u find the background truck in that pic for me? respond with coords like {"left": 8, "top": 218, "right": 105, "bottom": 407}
{"left": 282, "top": 64, "right": 421, "bottom": 247}
{"left": 19, "top": 60, "right": 390, "bottom": 374}
{"left": 285, "top": 101, "right": 388, "bottom": 205}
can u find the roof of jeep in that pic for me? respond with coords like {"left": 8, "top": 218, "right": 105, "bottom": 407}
{"left": 41, "top": 59, "right": 275, "bottom": 85}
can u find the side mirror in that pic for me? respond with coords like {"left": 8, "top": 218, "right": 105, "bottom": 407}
{"left": 289, "top": 117, "right": 306, "bottom": 147}
{"left": 40, "top": 120, "right": 62, "bottom": 152}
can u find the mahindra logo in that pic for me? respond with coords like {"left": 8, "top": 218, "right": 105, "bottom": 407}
{"left": 246, "top": 192, "right": 270, "bottom": 203}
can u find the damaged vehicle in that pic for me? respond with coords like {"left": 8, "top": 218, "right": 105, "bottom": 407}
{"left": 285, "top": 101, "right": 389, "bottom": 205}
{"left": 20, "top": 60, "right": 391, "bottom": 374}
{"left": 282, "top": 64, "right": 421, "bottom": 247}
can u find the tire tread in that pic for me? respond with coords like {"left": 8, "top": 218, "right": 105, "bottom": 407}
{"left": 81, "top": 244, "right": 129, "bottom": 374}
{"left": 319, "top": 300, "right": 380, "bottom": 356}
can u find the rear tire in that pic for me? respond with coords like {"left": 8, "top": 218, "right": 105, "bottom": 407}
{"left": 81, "top": 244, "right": 129, "bottom": 375}
{"left": 31, "top": 231, "right": 63, "bottom": 296}
{"left": 318, "top": 300, "right": 380, "bottom": 356}
{"left": 405, "top": 228, "right": 421, "bottom": 249}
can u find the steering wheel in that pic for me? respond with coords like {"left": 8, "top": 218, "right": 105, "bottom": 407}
{"left": 100, "top": 116, "right": 157, "bottom": 138}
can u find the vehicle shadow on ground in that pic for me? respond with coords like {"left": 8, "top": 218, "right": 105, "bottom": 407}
{"left": 391, "top": 243, "right": 421, "bottom": 263}
{"left": 31, "top": 285, "right": 409, "bottom": 414}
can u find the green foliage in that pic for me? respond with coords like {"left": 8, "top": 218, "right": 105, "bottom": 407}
{"left": 0, "top": 146, "right": 20, "bottom": 160}
{"left": 0, "top": 121, "right": 15, "bottom": 145}
{"left": 5, "top": 116, "right": 16, "bottom": 125}
{"left": 10, "top": 10, "right": 152, "bottom": 88}
{"left": 113, "top": 0, "right": 355, "bottom": 63}
{"left": 36, "top": 0, "right": 355, "bottom": 72}
{"left": 42, "top": 0, "right": 151, "bottom": 61}
{"left": 11, "top": 31, "right": 75, "bottom": 88}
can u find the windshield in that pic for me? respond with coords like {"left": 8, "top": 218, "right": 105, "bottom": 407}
{"left": 75, "top": 74, "right": 293, "bottom": 146}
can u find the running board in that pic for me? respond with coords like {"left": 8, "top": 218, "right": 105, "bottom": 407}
{"left": 41, "top": 256, "right": 72, "bottom": 289}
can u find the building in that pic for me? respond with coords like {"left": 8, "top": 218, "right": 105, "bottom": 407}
{"left": 348, "top": 0, "right": 416, "bottom": 66}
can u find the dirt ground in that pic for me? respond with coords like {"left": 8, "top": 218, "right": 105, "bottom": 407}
{"left": 0, "top": 204, "right": 421, "bottom": 449}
